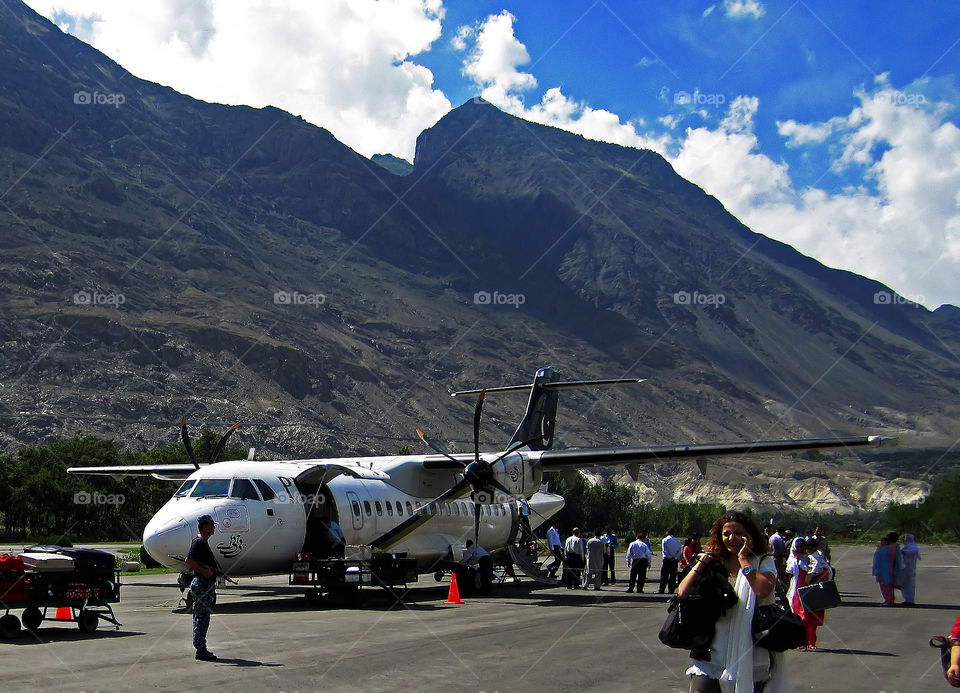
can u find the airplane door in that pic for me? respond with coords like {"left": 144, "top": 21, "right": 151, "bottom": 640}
{"left": 345, "top": 492, "right": 363, "bottom": 530}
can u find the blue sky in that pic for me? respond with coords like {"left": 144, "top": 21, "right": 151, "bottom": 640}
{"left": 24, "top": 0, "right": 960, "bottom": 308}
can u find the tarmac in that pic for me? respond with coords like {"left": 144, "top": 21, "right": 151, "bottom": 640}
{"left": 1, "top": 543, "right": 958, "bottom": 692}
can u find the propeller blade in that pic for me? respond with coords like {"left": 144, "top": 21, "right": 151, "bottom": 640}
{"left": 180, "top": 417, "right": 199, "bottom": 470}
{"left": 472, "top": 389, "right": 486, "bottom": 463}
{"left": 416, "top": 428, "right": 464, "bottom": 465}
{"left": 210, "top": 422, "right": 242, "bottom": 464}
{"left": 474, "top": 498, "right": 482, "bottom": 547}
{"left": 370, "top": 476, "right": 472, "bottom": 550}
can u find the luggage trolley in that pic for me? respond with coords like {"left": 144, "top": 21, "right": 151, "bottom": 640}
{"left": 0, "top": 547, "right": 122, "bottom": 639}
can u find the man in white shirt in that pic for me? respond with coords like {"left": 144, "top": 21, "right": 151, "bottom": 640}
{"left": 625, "top": 531, "right": 653, "bottom": 592}
{"left": 462, "top": 540, "right": 493, "bottom": 594}
{"left": 563, "top": 528, "right": 585, "bottom": 589}
{"left": 658, "top": 528, "right": 683, "bottom": 594}
{"left": 546, "top": 523, "right": 563, "bottom": 579}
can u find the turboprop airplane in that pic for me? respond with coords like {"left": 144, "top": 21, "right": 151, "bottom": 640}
{"left": 67, "top": 368, "right": 892, "bottom": 579}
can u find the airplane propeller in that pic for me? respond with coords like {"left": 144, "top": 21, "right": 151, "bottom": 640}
{"left": 180, "top": 417, "right": 242, "bottom": 469}
{"left": 371, "top": 390, "right": 540, "bottom": 552}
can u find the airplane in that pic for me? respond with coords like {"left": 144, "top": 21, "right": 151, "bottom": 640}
{"left": 67, "top": 367, "right": 893, "bottom": 582}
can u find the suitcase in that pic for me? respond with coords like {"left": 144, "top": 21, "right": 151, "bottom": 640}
{"left": 59, "top": 548, "right": 115, "bottom": 576}
{"left": 0, "top": 553, "right": 25, "bottom": 574}
{"left": 19, "top": 552, "right": 75, "bottom": 572}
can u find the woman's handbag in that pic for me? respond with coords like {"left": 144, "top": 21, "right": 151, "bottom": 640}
{"left": 658, "top": 595, "right": 716, "bottom": 650}
{"left": 929, "top": 635, "right": 960, "bottom": 687}
{"left": 798, "top": 580, "right": 842, "bottom": 611}
{"left": 752, "top": 601, "right": 806, "bottom": 651}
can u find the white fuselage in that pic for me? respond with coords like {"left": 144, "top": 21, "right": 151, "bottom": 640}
{"left": 142, "top": 454, "right": 562, "bottom": 576}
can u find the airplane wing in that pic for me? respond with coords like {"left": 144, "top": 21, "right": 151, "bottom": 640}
{"left": 530, "top": 435, "right": 892, "bottom": 472}
{"left": 65, "top": 464, "right": 200, "bottom": 480}
{"left": 67, "top": 461, "right": 392, "bottom": 482}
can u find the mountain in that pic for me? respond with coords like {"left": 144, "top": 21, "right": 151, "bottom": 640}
{"left": 1, "top": 2, "right": 957, "bottom": 512}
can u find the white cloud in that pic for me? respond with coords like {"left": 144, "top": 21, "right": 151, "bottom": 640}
{"left": 723, "top": 0, "right": 765, "bottom": 20}
{"left": 459, "top": 10, "right": 537, "bottom": 111}
{"left": 27, "top": 0, "right": 451, "bottom": 160}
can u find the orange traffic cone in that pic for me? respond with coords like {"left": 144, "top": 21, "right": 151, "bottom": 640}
{"left": 55, "top": 607, "right": 72, "bottom": 620}
{"left": 446, "top": 572, "right": 462, "bottom": 604}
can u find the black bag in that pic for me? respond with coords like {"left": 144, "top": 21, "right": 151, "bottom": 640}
{"left": 659, "top": 595, "right": 716, "bottom": 650}
{"left": 752, "top": 601, "right": 805, "bottom": 651}
{"left": 798, "top": 580, "right": 842, "bottom": 611}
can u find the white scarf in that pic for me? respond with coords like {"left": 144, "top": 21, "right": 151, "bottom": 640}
{"left": 717, "top": 557, "right": 791, "bottom": 693}
{"left": 717, "top": 563, "right": 757, "bottom": 693}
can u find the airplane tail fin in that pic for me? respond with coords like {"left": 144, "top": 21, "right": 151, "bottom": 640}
{"left": 452, "top": 368, "right": 643, "bottom": 452}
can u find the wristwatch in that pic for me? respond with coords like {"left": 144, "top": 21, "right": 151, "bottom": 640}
{"left": 741, "top": 565, "right": 756, "bottom": 577}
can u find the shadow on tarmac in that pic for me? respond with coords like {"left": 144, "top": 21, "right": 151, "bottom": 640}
{"left": 3, "top": 629, "right": 144, "bottom": 645}
{"left": 809, "top": 648, "right": 896, "bottom": 656}
{"left": 206, "top": 657, "right": 283, "bottom": 667}
{"left": 839, "top": 600, "right": 960, "bottom": 610}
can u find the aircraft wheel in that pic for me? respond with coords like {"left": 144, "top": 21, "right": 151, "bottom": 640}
{"left": 304, "top": 589, "right": 324, "bottom": 606}
{"left": 0, "top": 614, "right": 21, "bottom": 639}
{"left": 77, "top": 610, "right": 99, "bottom": 633}
{"left": 434, "top": 571, "right": 444, "bottom": 582}
{"left": 21, "top": 606, "right": 43, "bottom": 633}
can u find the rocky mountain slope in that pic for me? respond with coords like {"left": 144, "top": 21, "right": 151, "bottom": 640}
{"left": 1, "top": 1, "right": 957, "bottom": 512}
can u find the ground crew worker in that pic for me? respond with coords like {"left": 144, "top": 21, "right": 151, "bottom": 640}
{"left": 185, "top": 514, "right": 219, "bottom": 661}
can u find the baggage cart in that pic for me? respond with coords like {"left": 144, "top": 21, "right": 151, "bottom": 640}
{"left": 0, "top": 548, "right": 122, "bottom": 639}
{"left": 290, "top": 551, "right": 418, "bottom": 605}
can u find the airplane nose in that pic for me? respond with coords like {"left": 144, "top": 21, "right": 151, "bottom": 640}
{"left": 143, "top": 518, "right": 190, "bottom": 567}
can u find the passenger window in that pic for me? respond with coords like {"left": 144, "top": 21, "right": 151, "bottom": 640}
{"left": 406, "top": 502, "right": 413, "bottom": 515}
{"left": 386, "top": 502, "right": 393, "bottom": 517}
{"left": 453, "top": 503, "right": 460, "bottom": 517}
{"left": 375, "top": 501, "right": 383, "bottom": 516}
{"left": 461, "top": 502, "right": 468, "bottom": 516}
{"left": 396, "top": 501, "right": 403, "bottom": 516}
{"left": 253, "top": 479, "right": 276, "bottom": 501}
{"left": 429, "top": 502, "right": 437, "bottom": 515}
{"left": 191, "top": 479, "right": 229, "bottom": 497}
{"left": 230, "top": 479, "right": 260, "bottom": 500}
{"left": 175, "top": 480, "right": 196, "bottom": 497}
{"left": 351, "top": 500, "right": 361, "bottom": 518}
{"left": 364, "top": 501, "right": 372, "bottom": 516}
{"left": 443, "top": 503, "right": 449, "bottom": 515}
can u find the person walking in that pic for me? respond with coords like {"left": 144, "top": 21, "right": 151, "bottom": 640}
{"left": 678, "top": 510, "right": 785, "bottom": 692}
{"left": 626, "top": 531, "right": 652, "bottom": 593}
{"left": 585, "top": 531, "right": 606, "bottom": 590}
{"left": 872, "top": 533, "right": 903, "bottom": 605}
{"left": 185, "top": 515, "right": 220, "bottom": 661}
{"left": 797, "top": 537, "right": 833, "bottom": 650}
{"left": 563, "top": 528, "right": 586, "bottom": 589}
{"left": 659, "top": 528, "right": 683, "bottom": 594}
{"left": 901, "top": 533, "right": 921, "bottom": 605}
{"left": 769, "top": 526, "right": 788, "bottom": 592}
{"left": 601, "top": 529, "right": 619, "bottom": 585}
{"left": 546, "top": 523, "right": 564, "bottom": 579}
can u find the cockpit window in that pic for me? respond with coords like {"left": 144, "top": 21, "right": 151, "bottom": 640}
{"left": 190, "top": 478, "right": 230, "bottom": 497}
{"left": 230, "top": 478, "right": 260, "bottom": 500}
{"left": 254, "top": 479, "right": 276, "bottom": 501}
{"left": 175, "top": 480, "right": 196, "bottom": 497}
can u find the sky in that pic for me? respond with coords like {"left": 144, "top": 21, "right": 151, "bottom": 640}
{"left": 23, "top": 0, "right": 960, "bottom": 309}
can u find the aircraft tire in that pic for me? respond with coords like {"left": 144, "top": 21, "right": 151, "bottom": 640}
{"left": 304, "top": 589, "right": 324, "bottom": 606}
{"left": 77, "top": 610, "right": 99, "bottom": 633}
{"left": 0, "top": 614, "right": 20, "bottom": 639}
{"left": 21, "top": 606, "right": 42, "bottom": 633}
{"left": 434, "top": 571, "right": 444, "bottom": 582}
